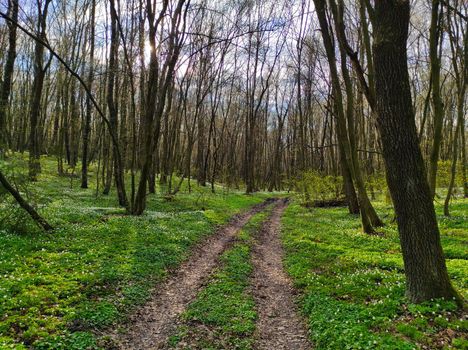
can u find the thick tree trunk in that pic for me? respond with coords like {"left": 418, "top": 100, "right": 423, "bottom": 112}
{"left": 373, "top": 0, "right": 460, "bottom": 304}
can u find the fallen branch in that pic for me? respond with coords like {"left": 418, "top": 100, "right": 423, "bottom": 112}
{"left": 312, "top": 199, "right": 348, "bottom": 207}
{"left": 0, "top": 169, "right": 53, "bottom": 231}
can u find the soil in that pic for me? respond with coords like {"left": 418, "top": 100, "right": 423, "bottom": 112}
{"left": 250, "top": 199, "right": 312, "bottom": 350}
{"left": 112, "top": 200, "right": 270, "bottom": 349}
{"left": 111, "top": 198, "right": 312, "bottom": 350}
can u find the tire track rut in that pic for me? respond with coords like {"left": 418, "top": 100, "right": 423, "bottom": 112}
{"left": 114, "top": 199, "right": 274, "bottom": 350}
{"left": 251, "top": 199, "right": 312, "bottom": 350}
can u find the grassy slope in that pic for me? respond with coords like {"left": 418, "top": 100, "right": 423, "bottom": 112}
{"left": 169, "top": 208, "right": 272, "bottom": 350}
{"left": 281, "top": 199, "right": 468, "bottom": 350}
{"left": 0, "top": 156, "right": 270, "bottom": 349}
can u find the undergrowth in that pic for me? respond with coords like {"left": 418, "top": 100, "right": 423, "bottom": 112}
{"left": 0, "top": 155, "right": 270, "bottom": 349}
{"left": 281, "top": 199, "right": 468, "bottom": 349}
{"left": 169, "top": 207, "right": 272, "bottom": 350}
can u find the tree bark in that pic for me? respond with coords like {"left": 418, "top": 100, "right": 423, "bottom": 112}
{"left": 444, "top": 9, "right": 467, "bottom": 215}
{"left": 373, "top": 0, "right": 460, "bottom": 304}
{"left": 108, "top": 0, "right": 128, "bottom": 207}
{"left": 29, "top": 0, "right": 52, "bottom": 181}
{"left": 81, "top": 0, "right": 95, "bottom": 189}
{"left": 0, "top": 0, "right": 19, "bottom": 156}
{"left": 313, "top": 0, "right": 381, "bottom": 233}
{"left": 428, "top": 0, "right": 445, "bottom": 198}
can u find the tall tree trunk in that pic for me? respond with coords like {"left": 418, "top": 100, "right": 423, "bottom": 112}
{"left": 108, "top": 0, "right": 128, "bottom": 207}
{"left": 443, "top": 101, "right": 462, "bottom": 216}
{"left": 340, "top": 150, "right": 359, "bottom": 214}
{"left": 373, "top": 0, "right": 460, "bottom": 304}
{"left": 0, "top": 0, "right": 19, "bottom": 157}
{"left": 444, "top": 10, "right": 467, "bottom": 215}
{"left": 462, "top": 122, "right": 468, "bottom": 198}
{"left": 131, "top": 0, "right": 186, "bottom": 215}
{"left": 428, "top": 0, "right": 444, "bottom": 198}
{"left": 29, "top": 0, "right": 52, "bottom": 181}
{"left": 313, "top": 0, "right": 380, "bottom": 233}
{"left": 330, "top": 0, "right": 383, "bottom": 227}
{"left": 81, "top": 0, "right": 95, "bottom": 189}
{"left": 197, "top": 110, "right": 206, "bottom": 186}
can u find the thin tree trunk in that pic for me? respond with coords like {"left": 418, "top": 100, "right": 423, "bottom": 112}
{"left": 462, "top": 123, "right": 468, "bottom": 198}
{"left": 428, "top": 0, "right": 445, "bottom": 198}
{"left": 0, "top": 0, "right": 19, "bottom": 156}
{"left": 444, "top": 103, "right": 462, "bottom": 216}
{"left": 29, "top": 0, "right": 52, "bottom": 181}
{"left": 0, "top": 170, "right": 53, "bottom": 231}
{"left": 330, "top": 0, "right": 383, "bottom": 227}
{"left": 313, "top": 0, "right": 379, "bottom": 233}
{"left": 108, "top": 0, "right": 128, "bottom": 207}
{"left": 81, "top": 0, "right": 95, "bottom": 189}
{"left": 444, "top": 9, "right": 467, "bottom": 214}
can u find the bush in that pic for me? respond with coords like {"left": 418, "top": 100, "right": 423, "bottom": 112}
{"left": 437, "top": 160, "right": 464, "bottom": 190}
{"left": 295, "top": 170, "right": 343, "bottom": 205}
{"left": 365, "top": 172, "right": 387, "bottom": 199}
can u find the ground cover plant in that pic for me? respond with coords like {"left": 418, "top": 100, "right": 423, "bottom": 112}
{"left": 0, "top": 156, "right": 268, "bottom": 349}
{"left": 1, "top": 0, "right": 467, "bottom": 348}
{"left": 281, "top": 199, "right": 468, "bottom": 349}
{"left": 168, "top": 207, "right": 273, "bottom": 350}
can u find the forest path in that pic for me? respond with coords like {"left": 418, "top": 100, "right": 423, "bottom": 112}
{"left": 113, "top": 199, "right": 274, "bottom": 350}
{"left": 250, "top": 199, "right": 312, "bottom": 350}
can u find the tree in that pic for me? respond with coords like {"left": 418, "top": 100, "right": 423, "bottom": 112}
{"left": 313, "top": 0, "right": 382, "bottom": 234}
{"left": 0, "top": 0, "right": 18, "bottom": 157}
{"left": 443, "top": 4, "right": 467, "bottom": 215}
{"left": 0, "top": 0, "right": 52, "bottom": 232}
{"left": 108, "top": 0, "right": 128, "bottom": 208}
{"left": 81, "top": 0, "right": 96, "bottom": 189}
{"left": 131, "top": 0, "right": 188, "bottom": 214}
{"left": 372, "top": 0, "right": 460, "bottom": 304}
{"left": 427, "top": 0, "right": 445, "bottom": 198}
{"left": 28, "top": 0, "right": 52, "bottom": 181}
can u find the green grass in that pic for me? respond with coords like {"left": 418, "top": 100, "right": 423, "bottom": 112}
{"left": 0, "top": 155, "right": 271, "bottom": 349}
{"left": 169, "top": 207, "right": 272, "bottom": 350}
{"left": 2, "top": 154, "right": 466, "bottom": 349}
{"left": 281, "top": 198, "right": 468, "bottom": 350}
